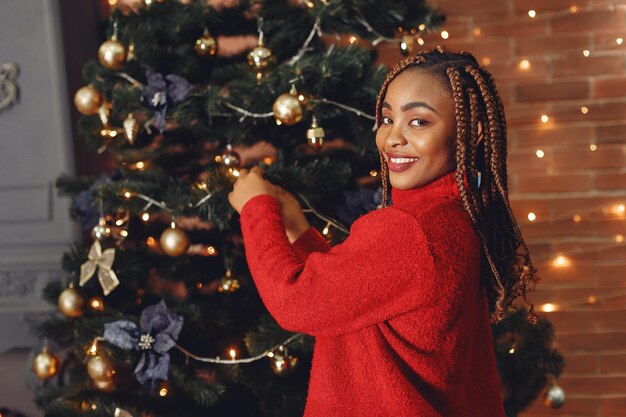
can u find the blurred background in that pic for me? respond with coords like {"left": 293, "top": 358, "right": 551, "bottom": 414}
{"left": 0, "top": 0, "right": 624, "bottom": 416}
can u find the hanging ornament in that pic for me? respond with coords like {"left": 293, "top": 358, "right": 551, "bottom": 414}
{"left": 32, "top": 346, "right": 61, "bottom": 380}
{"left": 80, "top": 240, "right": 120, "bottom": 296}
{"left": 268, "top": 350, "right": 299, "bottom": 376}
{"left": 58, "top": 284, "right": 85, "bottom": 318}
{"left": 218, "top": 268, "right": 240, "bottom": 293}
{"left": 74, "top": 85, "right": 102, "bottom": 116}
{"left": 87, "top": 354, "right": 116, "bottom": 388}
{"left": 217, "top": 144, "right": 241, "bottom": 168}
{"left": 306, "top": 116, "right": 324, "bottom": 150}
{"left": 114, "top": 408, "right": 134, "bottom": 417}
{"left": 123, "top": 112, "right": 139, "bottom": 144}
{"left": 247, "top": 39, "right": 274, "bottom": 74}
{"left": 273, "top": 85, "right": 303, "bottom": 126}
{"left": 88, "top": 296, "right": 105, "bottom": 311}
{"left": 98, "top": 102, "right": 119, "bottom": 138}
{"left": 160, "top": 223, "right": 189, "bottom": 257}
{"left": 126, "top": 41, "right": 137, "bottom": 61}
{"left": 98, "top": 21, "right": 127, "bottom": 69}
{"left": 194, "top": 29, "right": 218, "bottom": 56}
{"left": 544, "top": 383, "right": 565, "bottom": 409}
{"left": 399, "top": 35, "right": 415, "bottom": 55}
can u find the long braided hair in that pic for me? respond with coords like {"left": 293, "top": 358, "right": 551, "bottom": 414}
{"left": 376, "top": 46, "right": 539, "bottom": 325}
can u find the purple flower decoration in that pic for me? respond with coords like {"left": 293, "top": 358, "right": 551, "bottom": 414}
{"left": 336, "top": 186, "right": 383, "bottom": 226}
{"left": 142, "top": 67, "right": 193, "bottom": 132}
{"left": 103, "top": 300, "right": 183, "bottom": 393}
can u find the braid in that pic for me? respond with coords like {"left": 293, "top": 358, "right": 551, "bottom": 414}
{"left": 377, "top": 47, "right": 540, "bottom": 324}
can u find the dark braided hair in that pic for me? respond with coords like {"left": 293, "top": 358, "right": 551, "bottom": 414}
{"left": 375, "top": 46, "right": 540, "bottom": 325}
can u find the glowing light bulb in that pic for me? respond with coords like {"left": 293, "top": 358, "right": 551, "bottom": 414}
{"left": 482, "top": 57, "right": 491, "bottom": 66}
{"left": 123, "top": 191, "right": 132, "bottom": 199}
{"left": 541, "top": 303, "right": 558, "bottom": 312}
{"left": 616, "top": 204, "right": 626, "bottom": 214}
{"left": 322, "top": 221, "right": 331, "bottom": 235}
{"left": 587, "top": 295, "right": 597, "bottom": 304}
{"left": 370, "top": 169, "right": 378, "bottom": 177}
{"left": 552, "top": 255, "right": 570, "bottom": 267}
{"left": 573, "top": 214, "right": 582, "bottom": 222}
{"left": 528, "top": 9, "right": 536, "bottom": 18}
{"left": 527, "top": 212, "right": 537, "bottom": 222}
{"left": 115, "top": 218, "right": 124, "bottom": 226}
{"left": 617, "top": 38, "right": 624, "bottom": 45}
{"left": 580, "top": 106, "right": 589, "bottom": 114}
{"left": 473, "top": 27, "right": 481, "bottom": 36}
{"left": 206, "top": 246, "right": 216, "bottom": 255}
{"left": 440, "top": 30, "right": 449, "bottom": 39}
{"left": 417, "top": 37, "right": 424, "bottom": 45}
{"left": 535, "top": 149, "right": 545, "bottom": 158}
{"left": 141, "top": 212, "right": 150, "bottom": 221}
{"left": 119, "top": 230, "right": 128, "bottom": 237}
{"left": 135, "top": 161, "right": 145, "bottom": 170}
{"left": 229, "top": 348, "right": 237, "bottom": 359}
{"left": 348, "top": 36, "right": 357, "bottom": 44}
{"left": 582, "top": 49, "right": 590, "bottom": 57}
{"left": 616, "top": 234, "right": 625, "bottom": 243}
{"left": 590, "top": 144, "right": 597, "bottom": 151}
{"left": 418, "top": 24, "right": 426, "bottom": 31}
{"left": 267, "top": 351, "right": 275, "bottom": 358}
{"left": 519, "top": 59, "right": 530, "bottom": 70}
{"left": 570, "top": 5, "right": 578, "bottom": 12}
{"left": 159, "top": 387, "right": 168, "bottom": 397}
{"left": 540, "top": 114, "right": 549, "bottom": 123}
{"left": 509, "top": 347, "right": 516, "bottom": 354}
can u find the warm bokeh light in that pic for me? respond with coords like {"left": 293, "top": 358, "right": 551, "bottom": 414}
{"left": 617, "top": 38, "right": 624, "bottom": 45}
{"left": 135, "top": 161, "right": 145, "bottom": 170}
{"left": 528, "top": 9, "right": 536, "bottom": 18}
{"left": 519, "top": 59, "right": 530, "bottom": 70}
{"left": 587, "top": 295, "right": 597, "bottom": 304}
{"left": 228, "top": 348, "right": 237, "bottom": 359}
{"left": 159, "top": 387, "right": 168, "bottom": 397}
{"left": 589, "top": 144, "right": 598, "bottom": 151}
{"left": 417, "top": 37, "right": 425, "bottom": 45}
{"left": 482, "top": 57, "right": 491, "bottom": 66}
{"left": 119, "top": 230, "right": 128, "bottom": 237}
{"left": 418, "top": 24, "right": 426, "bottom": 31}
{"left": 441, "top": 30, "right": 449, "bottom": 39}
{"left": 206, "top": 246, "right": 217, "bottom": 255}
{"left": 509, "top": 347, "right": 516, "bottom": 354}
{"left": 580, "top": 106, "right": 589, "bottom": 114}
{"left": 573, "top": 214, "right": 582, "bottom": 223}
{"left": 540, "top": 114, "right": 549, "bottom": 123}
{"left": 348, "top": 36, "right": 357, "bottom": 44}
{"left": 322, "top": 224, "right": 330, "bottom": 235}
{"left": 527, "top": 212, "right": 537, "bottom": 222}
{"left": 582, "top": 49, "right": 590, "bottom": 57}
{"left": 141, "top": 212, "right": 150, "bottom": 221}
{"left": 570, "top": 5, "right": 578, "bottom": 12}
{"left": 535, "top": 149, "right": 545, "bottom": 158}
{"left": 541, "top": 303, "right": 558, "bottom": 312}
{"left": 552, "top": 255, "right": 571, "bottom": 268}
{"left": 616, "top": 235, "right": 625, "bottom": 243}
{"left": 473, "top": 27, "right": 481, "bottom": 36}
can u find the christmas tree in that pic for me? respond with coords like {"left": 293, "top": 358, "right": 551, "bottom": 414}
{"left": 31, "top": 1, "right": 563, "bottom": 416}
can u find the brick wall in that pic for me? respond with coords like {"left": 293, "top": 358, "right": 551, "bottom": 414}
{"left": 377, "top": 1, "right": 626, "bottom": 416}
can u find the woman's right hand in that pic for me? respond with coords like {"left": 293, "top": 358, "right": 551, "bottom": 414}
{"left": 275, "top": 186, "right": 310, "bottom": 243}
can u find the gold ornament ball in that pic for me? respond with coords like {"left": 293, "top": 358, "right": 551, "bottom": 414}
{"left": 58, "top": 287, "right": 85, "bottom": 318}
{"left": 87, "top": 354, "right": 116, "bottom": 382}
{"left": 272, "top": 93, "right": 303, "bottom": 126}
{"left": 160, "top": 227, "right": 190, "bottom": 257}
{"left": 32, "top": 347, "right": 61, "bottom": 380}
{"left": 195, "top": 34, "right": 218, "bottom": 56}
{"left": 247, "top": 44, "right": 274, "bottom": 70}
{"left": 306, "top": 118, "right": 325, "bottom": 151}
{"left": 98, "top": 39, "right": 127, "bottom": 69}
{"left": 74, "top": 85, "right": 102, "bottom": 116}
{"left": 269, "top": 352, "right": 299, "bottom": 376}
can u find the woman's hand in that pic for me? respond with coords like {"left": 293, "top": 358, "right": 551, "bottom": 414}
{"left": 228, "top": 166, "right": 278, "bottom": 214}
{"left": 275, "top": 187, "right": 310, "bottom": 243}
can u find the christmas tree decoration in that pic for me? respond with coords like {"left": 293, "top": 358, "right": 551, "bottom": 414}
{"left": 142, "top": 67, "right": 192, "bottom": 132}
{"left": 115, "top": 408, "right": 134, "bottom": 417}
{"left": 80, "top": 240, "right": 120, "bottom": 296}
{"left": 306, "top": 116, "right": 325, "bottom": 150}
{"left": 87, "top": 354, "right": 116, "bottom": 385}
{"left": 98, "top": 22, "right": 127, "bottom": 69}
{"left": 544, "top": 383, "right": 565, "bottom": 409}
{"left": 399, "top": 34, "right": 414, "bottom": 55}
{"left": 217, "top": 144, "right": 241, "bottom": 169}
{"left": 58, "top": 285, "right": 85, "bottom": 318}
{"left": 32, "top": 346, "right": 61, "bottom": 380}
{"left": 91, "top": 217, "right": 112, "bottom": 240}
{"left": 272, "top": 85, "right": 303, "bottom": 126}
{"left": 74, "top": 85, "right": 102, "bottom": 116}
{"left": 247, "top": 38, "right": 274, "bottom": 74}
{"left": 217, "top": 268, "right": 240, "bottom": 293}
{"left": 103, "top": 300, "right": 183, "bottom": 393}
{"left": 159, "top": 224, "right": 190, "bottom": 257}
{"left": 194, "top": 30, "right": 218, "bottom": 56}
{"left": 127, "top": 42, "right": 137, "bottom": 61}
{"left": 268, "top": 350, "right": 299, "bottom": 376}
{"left": 123, "top": 113, "right": 139, "bottom": 144}
{"left": 89, "top": 296, "right": 105, "bottom": 311}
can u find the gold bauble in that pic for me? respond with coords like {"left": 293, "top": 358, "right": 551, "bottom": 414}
{"left": 58, "top": 287, "right": 85, "bottom": 318}
{"left": 74, "top": 85, "right": 102, "bottom": 116}
{"left": 98, "top": 39, "right": 127, "bottom": 69}
{"left": 306, "top": 117, "right": 324, "bottom": 150}
{"left": 32, "top": 347, "right": 61, "bottom": 380}
{"left": 87, "top": 354, "right": 116, "bottom": 382}
{"left": 247, "top": 43, "right": 274, "bottom": 70}
{"left": 269, "top": 352, "right": 298, "bottom": 376}
{"left": 160, "top": 226, "right": 190, "bottom": 257}
{"left": 194, "top": 33, "right": 218, "bottom": 56}
{"left": 272, "top": 90, "right": 303, "bottom": 126}
{"left": 218, "top": 144, "right": 241, "bottom": 168}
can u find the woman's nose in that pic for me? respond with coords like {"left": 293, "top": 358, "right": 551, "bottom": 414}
{"left": 385, "top": 125, "right": 408, "bottom": 148}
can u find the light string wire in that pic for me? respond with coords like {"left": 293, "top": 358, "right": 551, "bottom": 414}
{"left": 298, "top": 192, "right": 350, "bottom": 234}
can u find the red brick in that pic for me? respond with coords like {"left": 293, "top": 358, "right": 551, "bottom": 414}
{"left": 599, "top": 397, "right": 626, "bottom": 416}
{"left": 515, "top": 80, "right": 590, "bottom": 102}
{"left": 475, "top": 15, "right": 547, "bottom": 37}
{"left": 552, "top": 196, "right": 626, "bottom": 214}
{"left": 507, "top": 150, "right": 552, "bottom": 172}
{"left": 596, "top": 264, "right": 626, "bottom": 284}
{"left": 514, "top": 173, "right": 592, "bottom": 193}
{"left": 551, "top": 9, "right": 626, "bottom": 33}
{"left": 440, "top": 38, "right": 513, "bottom": 58}
{"left": 594, "top": 30, "right": 626, "bottom": 49}
{"left": 552, "top": 55, "right": 626, "bottom": 78}
{"left": 595, "top": 172, "right": 626, "bottom": 190}
{"left": 551, "top": 102, "right": 626, "bottom": 123}
{"left": 555, "top": 331, "right": 626, "bottom": 352}
{"left": 515, "top": 33, "right": 591, "bottom": 56}
{"left": 509, "top": 126, "right": 595, "bottom": 149}
{"left": 596, "top": 123, "right": 626, "bottom": 142}
{"left": 514, "top": 0, "right": 591, "bottom": 12}
{"left": 559, "top": 374, "right": 626, "bottom": 395}
{"left": 594, "top": 76, "right": 626, "bottom": 98}
{"left": 552, "top": 146, "right": 625, "bottom": 170}
{"left": 599, "top": 352, "right": 626, "bottom": 373}
{"left": 435, "top": 0, "right": 511, "bottom": 15}
{"left": 521, "top": 396, "right": 599, "bottom": 417}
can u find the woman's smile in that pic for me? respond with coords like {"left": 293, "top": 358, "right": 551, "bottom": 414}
{"left": 385, "top": 152, "right": 420, "bottom": 172}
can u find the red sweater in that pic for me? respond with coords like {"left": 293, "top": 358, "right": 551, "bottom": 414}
{"left": 239, "top": 171, "right": 506, "bottom": 417}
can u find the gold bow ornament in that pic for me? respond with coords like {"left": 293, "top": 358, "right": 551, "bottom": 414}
{"left": 80, "top": 240, "right": 119, "bottom": 296}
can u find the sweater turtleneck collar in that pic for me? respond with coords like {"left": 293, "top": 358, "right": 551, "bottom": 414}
{"left": 390, "top": 170, "right": 461, "bottom": 206}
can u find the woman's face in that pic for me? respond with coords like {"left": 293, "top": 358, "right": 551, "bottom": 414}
{"left": 376, "top": 68, "right": 458, "bottom": 190}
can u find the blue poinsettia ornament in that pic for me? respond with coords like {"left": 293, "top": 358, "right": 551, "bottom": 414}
{"left": 103, "top": 300, "right": 183, "bottom": 393}
{"left": 142, "top": 67, "right": 193, "bottom": 132}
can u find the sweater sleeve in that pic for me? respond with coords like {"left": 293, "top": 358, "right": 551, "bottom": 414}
{"left": 239, "top": 194, "right": 439, "bottom": 337}
{"left": 290, "top": 226, "right": 331, "bottom": 261}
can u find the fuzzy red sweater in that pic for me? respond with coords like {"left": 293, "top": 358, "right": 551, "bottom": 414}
{"left": 239, "top": 171, "right": 506, "bottom": 417}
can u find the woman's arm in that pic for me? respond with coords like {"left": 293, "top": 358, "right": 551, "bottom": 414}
{"left": 240, "top": 194, "right": 441, "bottom": 337}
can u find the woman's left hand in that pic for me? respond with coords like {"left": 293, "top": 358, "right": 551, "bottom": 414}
{"left": 228, "top": 166, "right": 278, "bottom": 214}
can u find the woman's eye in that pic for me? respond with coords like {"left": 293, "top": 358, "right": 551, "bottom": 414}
{"left": 410, "top": 118, "right": 428, "bottom": 126}
{"left": 382, "top": 116, "right": 392, "bottom": 124}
